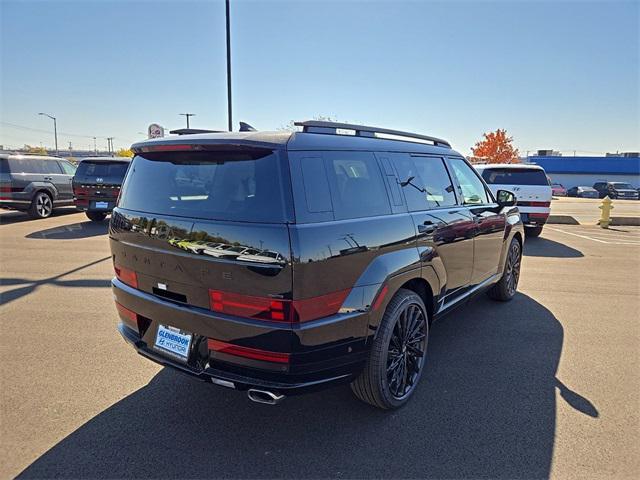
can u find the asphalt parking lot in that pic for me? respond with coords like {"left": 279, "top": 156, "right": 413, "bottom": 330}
{"left": 1, "top": 207, "right": 639, "bottom": 479}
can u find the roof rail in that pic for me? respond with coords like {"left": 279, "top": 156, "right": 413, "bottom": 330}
{"left": 294, "top": 120, "right": 451, "bottom": 148}
{"left": 169, "top": 128, "right": 224, "bottom": 135}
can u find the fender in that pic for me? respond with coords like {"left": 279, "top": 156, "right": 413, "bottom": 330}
{"left": 26, "top": 181, "right": 58, "bottom": 201}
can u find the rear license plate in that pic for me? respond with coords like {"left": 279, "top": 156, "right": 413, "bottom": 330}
{"left": 94, "top": 201, "right": 109, "bottom": 209}
{"left": 154, "top": 324, "right": 192, "bottom": 360}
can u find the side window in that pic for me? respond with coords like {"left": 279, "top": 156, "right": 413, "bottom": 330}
{"left": 300, "top": 156, "right": 332, "bottom": 213}
{"left": 410, "top": 156, "right": 457, "bottom": 208}
{"left": 324, "top": 151, "right": 391, "bottom": 220}
{"left": 44, "top": 160, "right": 63, "bottom": 174}
{"left": 448, "top": 158, "right": 490, "bottom": 205}
{"left": 394, "top": 155, "right": 457, "bottom": 210}
{"left": 58, "top": 161, "right": 76, "bottom": 175}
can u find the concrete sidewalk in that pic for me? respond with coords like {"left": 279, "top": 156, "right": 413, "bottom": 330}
{"left": 548, "top": 197, "right": 640, "bottom": 225}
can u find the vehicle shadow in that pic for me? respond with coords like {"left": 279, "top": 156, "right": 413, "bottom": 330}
{"left": 0, "top": 208, "right": 78, "bottom": 226}
{"left": 0, "top": 256, "right": 111, "bottom": 306}
{"left": 17, "top": 294, "right": 597, "bottom": 479}
{"left": 523, "top": 236, "right": 583, "bottom": 258}
{"left": 25, "top": 220, "right": 109, "bottom": 240}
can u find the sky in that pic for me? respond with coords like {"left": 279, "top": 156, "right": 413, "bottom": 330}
{"left": 1, "top": 0, "right": 639, "bottom": 155}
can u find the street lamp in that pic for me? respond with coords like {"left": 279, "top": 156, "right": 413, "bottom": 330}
{"left": 179, "top": 113, "right": 195, "bottom": 129}
{"left": 38, "top": 112, "right": 58, "bottom": 156}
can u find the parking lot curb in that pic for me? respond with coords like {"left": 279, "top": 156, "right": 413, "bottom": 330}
{"left": 610, "top": 217, "right": 640, "bottom": 226}
{"left": 547, "top": 215, "right": 580, "bottom": 225}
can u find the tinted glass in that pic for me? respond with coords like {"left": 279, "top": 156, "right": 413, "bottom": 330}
{"left": 480, "top": 168, "right": 549, "bottom": 186}
{"left": 58, "top": 161, "right": 77, "bottom": 175}
{"left": 610, "top": 182, "right": 633, "bottom": 189}
{"left": 410, "top": 156, "right": 457, "bottom": 208}
{"left": 324, "top": 151, "right": 391, "bottom": 219}
{"left": 77, "top": 161, "right": 129, "bottom": 181}
{"left": 0, "top": 159, "right": 9, "bottom": 174}
{"left": 7, "top": 158, "right": 53, "bottom": 174}
{"left": 300, "top": 156, "right": 332, "bottom": 212}
{"left": 119, "top": 151, "right": 288, "bottom": 223}
{"left": 449, "top": 158, "right": 490, "bottom": 205}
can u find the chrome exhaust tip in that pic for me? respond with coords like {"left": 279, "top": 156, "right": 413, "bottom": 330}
{"left": 247, "top": 388, "right": 285, "bottom": 405}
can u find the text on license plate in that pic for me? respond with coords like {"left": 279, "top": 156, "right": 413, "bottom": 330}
{"left": 95, "top": 201, "right": 109, "bottom": 209}
{"left": 154, "top": 325, "right": 192, "bottom": 360}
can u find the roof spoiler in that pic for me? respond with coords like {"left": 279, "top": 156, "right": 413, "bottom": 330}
{"left": 169, "top": 128, "right": 224, "bottom": 135}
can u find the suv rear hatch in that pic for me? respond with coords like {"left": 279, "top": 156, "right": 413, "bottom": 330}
{"left": 109, "top": 147, "right": 294, "bottom": 319}
{"left": 73, "top": 159, "right": 130, "bottom": 209}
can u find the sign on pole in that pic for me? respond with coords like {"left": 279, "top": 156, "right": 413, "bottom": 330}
{"left": 148, "top": 124, "right": 165, "bottom": 139}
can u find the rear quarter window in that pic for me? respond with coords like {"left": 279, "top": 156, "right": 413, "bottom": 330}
{"left": 480, "top": 168, "right": 549, "bottom": 186}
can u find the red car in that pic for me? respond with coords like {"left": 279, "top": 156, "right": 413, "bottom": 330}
{"left": 551, "top": 183, "right": 567, "bottom": 196}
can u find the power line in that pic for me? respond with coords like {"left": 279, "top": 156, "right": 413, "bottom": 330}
{"left": 0, "top": 121, "right": 137, "bottom": 144}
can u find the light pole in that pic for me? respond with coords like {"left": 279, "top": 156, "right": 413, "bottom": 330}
{"left": 93, "top": 137, "right": 97, "bottom": 154}
{"left": 226, "top": 0, "right": 232, "bottom": 131}
{"left": 38, "top": 112, "right": 58, "bottom": 156}
{"left": 179, "top": 113, "right": 195, "bottom": 128}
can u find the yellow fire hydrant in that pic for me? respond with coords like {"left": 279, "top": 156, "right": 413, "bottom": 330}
{"left": 598, "top": 196, "right": 613, "bottom": 229}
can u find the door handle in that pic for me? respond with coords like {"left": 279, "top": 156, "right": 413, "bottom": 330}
{"left": 418, "top": 222, "right": 437, "bottom": 234}
{"left": 44, "top": 176, "right": 52, "bottom": 181}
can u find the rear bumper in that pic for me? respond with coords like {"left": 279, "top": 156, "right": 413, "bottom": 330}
{"left": 113, "top": 278, "right": 368, "bottom": 396}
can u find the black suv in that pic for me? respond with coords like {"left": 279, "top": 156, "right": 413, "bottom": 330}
{"left": 592, "top": 181, "right": 639, "bottom": 200}
{"left": 0, "top": 153, "right": 76, "bottom": 218}
{"left": 110, "top": 121, "right": 524, "bottom": 409}
{"left": 73, "top": 157, "right": 131, "bottom": 221}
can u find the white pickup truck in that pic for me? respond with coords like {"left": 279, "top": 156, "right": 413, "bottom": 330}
{"left": 475, "top": 164, "right": 552, "bottom": 237}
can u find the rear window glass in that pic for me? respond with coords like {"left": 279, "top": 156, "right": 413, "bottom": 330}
{"left": 77, "top": 161, "right": 129, "bottom": 180}
{"left": 0, "top": 159, "right": 8, "bottom": 174}
{"left": 119, "top": 151, "right": 289, "bottom": 223}
{"left": 480, "top": 168, "right": 549, "bottom": 186}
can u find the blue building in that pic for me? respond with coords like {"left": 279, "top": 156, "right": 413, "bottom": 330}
{"left": 527, "top": 155, "right": 640, "bottom": 189}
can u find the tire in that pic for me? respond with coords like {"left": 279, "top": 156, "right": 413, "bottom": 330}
{"left": 525, "top": 226, "right": 543, "bottom": 238}
{"left": 487, "top": 237, "right": 522, "bottom": 302}
{"left": 28, "top": 191, "right": 53, "bottom": 219}
{"left": 86, "top": 211, "right": 107, "bottom": 222}
{"left": 351, "top": 288, "right": 429, "bottom": 410}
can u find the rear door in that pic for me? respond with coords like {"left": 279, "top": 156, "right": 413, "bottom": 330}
{"left": 111, "top": 148, "right": 294, "bottom": 312}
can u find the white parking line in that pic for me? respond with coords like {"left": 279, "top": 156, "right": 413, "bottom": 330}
{"left": 546, "top": 227, "right": 640, "bottom": 245}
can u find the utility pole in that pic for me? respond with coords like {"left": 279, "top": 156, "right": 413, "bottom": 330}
{"left": 38, "top": 113, "right": 58, "bottom": 156}
{"left": 93, "top": 137, "right": 97, "bottom": 154}
{"left": 179, "top": 113, "right": 195, "bottom": 128}
{"left": 107, "top": 137, "right": 114, "bottom": 154}
{"left": 226, "top": 0, "right": 233, "bottom": 131}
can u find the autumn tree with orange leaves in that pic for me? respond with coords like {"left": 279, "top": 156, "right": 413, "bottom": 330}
{"left": 470, "top": 129, "right": 520, "bottom": 164}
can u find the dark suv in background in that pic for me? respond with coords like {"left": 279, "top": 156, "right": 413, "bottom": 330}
{"left": 592, "top": 181, "right": 639, "bottom": 200}
{"left": 0, "top": 153, "right": 76, "bottom": 218}
{"left": 73, "top": 157, "right": 131, "bottom": 221}
{"left": 110, "top": 121, "right": 524, "bottom": 409}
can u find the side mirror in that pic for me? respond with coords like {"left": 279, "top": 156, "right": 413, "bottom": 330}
{"left": 496, "top": 189, "right": 516, "bottom": 208}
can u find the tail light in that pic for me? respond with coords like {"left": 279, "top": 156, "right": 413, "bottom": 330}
{"left": 115, "top": 302, "right": 138, "bottom": 331}
{"left": 207, "top": 338, "right": 290, "bottom": 364}
{"left": 208, "top": 288, "right": 351, "bottom": 323}
{"left": 114, "top": 264, "right": 138, "bottom": 288}
{"left": 518, "top": 201, "right": 550, "bottom": 207}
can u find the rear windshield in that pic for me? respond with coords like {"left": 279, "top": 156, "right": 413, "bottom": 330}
{"left": 118, "top": 150, "right": 289, "bottom": 223}
{"left": 480, "top": 168, "right": 549, "bottom": 186}
{"left": 76, "top": 160, "right": 129, "bottom": 180}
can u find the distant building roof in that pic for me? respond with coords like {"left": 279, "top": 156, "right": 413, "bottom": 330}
{"left": 528, "top": 156, "right": 640, "bottom": 175}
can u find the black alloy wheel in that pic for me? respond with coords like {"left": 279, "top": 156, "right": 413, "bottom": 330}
{"left": 351, "top": 289, "right": 429, "bottom": 409}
